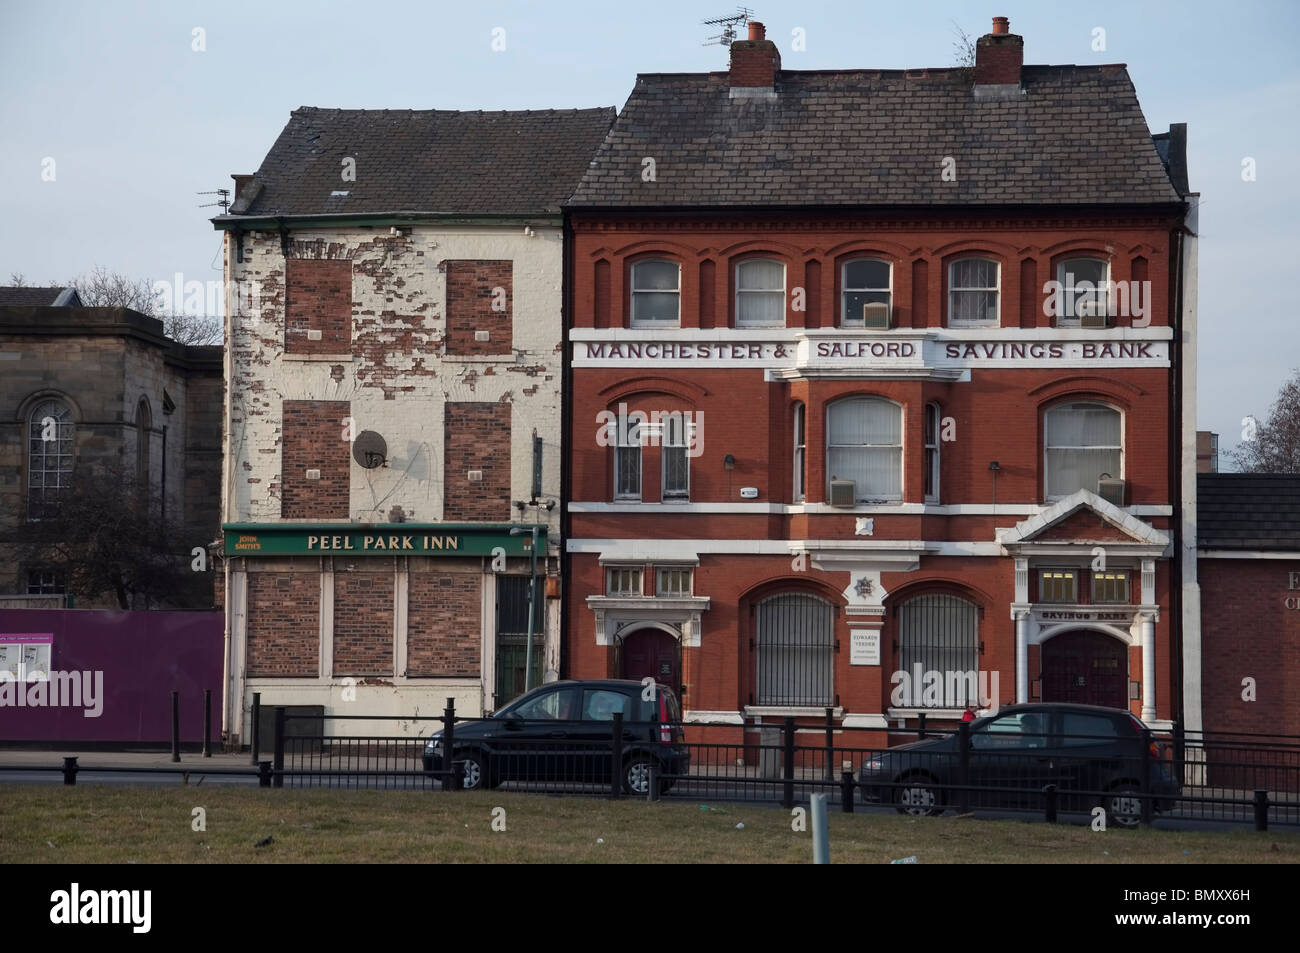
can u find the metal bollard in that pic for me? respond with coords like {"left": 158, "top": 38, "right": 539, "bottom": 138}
{"left": 811, "top": 793, "right": 829, "bottom": 864}
{"left": 1254, "top": 789, "right": 1269, "bottom": 832}
{"left": 170, "top": 690, "right": 181, "bottom": 762}
{"left": 610, "top": 712, "right": 624, "bottom": 800}
{"left": 840, "top": 770, "right": 855, "bottom": 813}
{"left": 647, "top": 761, "right": 659, "bottom": 802}
{"left": 250, "top": 692, "right": 261, "bottom": 765}
{"left": 258, "top": 760, "right": 272, "bottom": 788}
{"left": 62, "top": 756, "right": 78, "bottom": 786}
{"left": 1043, "top": 783, "right": 1058, "bottom": 823}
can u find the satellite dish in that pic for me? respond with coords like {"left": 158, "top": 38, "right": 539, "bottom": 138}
{"left": 352, "top": 430, "right": 388, "bottom": 469}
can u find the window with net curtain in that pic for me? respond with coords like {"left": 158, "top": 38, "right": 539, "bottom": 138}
{"left": 754, "top": 592, "right": 834, "bottom": 706}
{"left": 630, "top": 259, "right": 680, "bottom": 327}
{"left": 898, "top": 593, "right": 980, "bottom": 708}
{"left": 826, "top": 397, "right": 903, "bottom": 502}
{"left": 613, "top": 417, "right": 642, "bottom": 500}
{"left": 1045, "top": 402, "right": 1122, "bottom": 499}
{"left": 28, "top": 398, "right": 75, "bottom": 521}
{"left": 948, "top": 257, "right": 1000, "bottom": 326}
{"left": 735, "top": 258, "right": 785, "bottom": 328}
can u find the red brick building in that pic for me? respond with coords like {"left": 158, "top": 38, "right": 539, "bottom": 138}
{"left": 563, "top": 19, "right": 1197, "bottom": 744}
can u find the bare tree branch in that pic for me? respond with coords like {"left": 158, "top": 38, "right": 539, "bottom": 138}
{"left": 1227, "top": 368, "right": 1300, "bottom": 473}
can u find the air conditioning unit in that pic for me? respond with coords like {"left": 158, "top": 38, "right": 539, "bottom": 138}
{"left": 1077, "top": 296, "right": 1109, "bottom": 328}
{"left": 863, "top": 301, "right": 891, "bottom": 329}
{"left": 1097, "top": 476, "right": 1126, "bottom": 506}
{"left": 829, "top": 479, "right": 857, "bottom": 507}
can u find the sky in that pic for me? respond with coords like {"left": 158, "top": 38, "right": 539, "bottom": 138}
{"left": 1, "top": 0, "right": 1297, "bottom": 462}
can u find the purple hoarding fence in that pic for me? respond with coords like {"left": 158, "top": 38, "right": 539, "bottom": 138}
{"left": 0, "top": 609, "right": 223, "bottom": 745}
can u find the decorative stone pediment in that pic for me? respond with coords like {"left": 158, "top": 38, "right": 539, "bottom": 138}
{"left": 999, "top": 489, "right": 1169, "bottom": 555}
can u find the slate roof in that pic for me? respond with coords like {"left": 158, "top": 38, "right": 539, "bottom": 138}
{"left": 0, "top": 286, "right": 80, "bottom": 306}
{"left": 1198, "top": 474, "right": 1300, "bottom": 550}
{"left": 568, "top": 66, "right": 1181, "bottom": 208}
{"left": 225, "top": 107, "right": 616, "bottom": 219}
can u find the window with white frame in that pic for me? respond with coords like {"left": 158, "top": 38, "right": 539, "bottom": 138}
{"left": 826, "top": 398, "right": 903, "bottom": 502}
{"left": 735, "top": 258, "right": 786, "bottom": 328}
{"left": 1045, "top": 402, "right": 1122, "bottom": 499}
{"left": 606, "top": 566, "right": 644, "bottom": 596}
{"left": 897, "top": 594, "right": 980, "bottom": 708}
{"left": 656, "top": 567, "right": 692, "bottom": 596}
{"left": 754, "top": 592, "right": 833, "bottom": 707}
{"left": 26, "top": 570, "right": 66, "bottom": 595}
{"left": 948, "top": 257, "right": 1000, "bottom": 326}
{"left": 661, "top": 413, "right": 690, "bottom": 502}
{"left": 27, "top": 398, "right": 74, "bottom": 521}
{"left": 1039, "top": 570, "right": 1078, "bottom": 603}
{"left": 793, "top": 402, "right": 806, "bottom": 502}
{"left": 1055, "top": 257, "right": 1110, "bottom": 326}
{"left": 1092, "top": 571, "right": 1129, "bottom": 604}
{"left": 924, "top": 402, "right": 940, "bottom": 502}
{"left": 613, "top": 415, "right": 642, "bottom": 501}
{"left": 841, "top": 259, "right": 892, "bottom": 327}
{"left": 630, "top": 259, "right": 681, "bottom": 328}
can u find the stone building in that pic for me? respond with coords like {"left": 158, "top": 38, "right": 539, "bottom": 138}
{"left": 213, "top": 107, "right": 613, "bottom": 743}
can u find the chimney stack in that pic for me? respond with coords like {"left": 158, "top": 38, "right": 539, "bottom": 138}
{"left": 973, "top": 15, "right": 1023, "bottom": 89}
{"left": 729, "top": 20, "right": 781, "bottom": 96}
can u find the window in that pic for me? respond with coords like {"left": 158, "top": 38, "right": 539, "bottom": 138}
{"left": 1045, "top": 402, "right": 1122, "bottom": 499}
{"left": 735, "top": 258, "right": 785, "bottom": 328}
{"left": 793, "top": 402, "right": 805, "bottom": 502}
{"left": 1055, "top": 257, "right": 1109, "bottom": 326}
{"left": 614, "top": 416, "right": 642, "bottom": 501}
{"left": 630, "top": 260, "right": 680, "bottom": 327}
{"left": 606, "top": 567, "right": 644, "bottom": 596}
{"left": 582, "top": 689, "right": 633, "bottom": 721}
{"left": 923, "top": 403, "right": 940, "bottom": 502}
{"left": 661, "top": 413, "right": 690, "bottom": 502}
{"left": 841, "top": 259, "right": 892, "bottom": 327}
{"left": 826, "top": 398, "right": 903, "bottom": 502}
{"left": 26, "top": 571, "right": 66, "bottom": 595}
{"left": 948, "top": 258, "right": 1000, "bottom": 326}
{"left": 513, "top": 688, "right": 577, "bottom": 720}
{"left": 971, "top": 711, "right": 1050, "bottom": 749}
{"left": 754, "top": 593, "right": 833, "bottom": 706}
{"left": 1092, "top": 571, "right": 1129, "bottom": 604}
{"left": 27, "top": 398, "right": 74, "bottom": 521}
{"left": 656, "top": 568, "right": 692, "bottom": 596}
{"left": 897, "top": 594, "right": 979, "bottom": 708}
{"left": 1039, "top": 570, "right": 1078, "bottom": 603}
{"left": 1060, "top": 712, "right": 1122, "bottom": 747}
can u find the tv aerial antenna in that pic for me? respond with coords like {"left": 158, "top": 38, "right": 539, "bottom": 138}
{"left": 702, "top": 7, "right": 753, "bottom": 47}
{"left": 197, "top": 189, "right": 231, "bottom": 213}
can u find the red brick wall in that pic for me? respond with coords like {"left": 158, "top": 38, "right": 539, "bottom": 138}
{"left": 1040, "top": 510, "right": 1138, "bottom": 542}
{"left": 407, "top": 571, "right": 481, "bottom": 676}
{"left": 974, "top": 34, "right": 1023, "bottom": 85}
{"left": 285, "top": 259, "right": 351, "bottom": 355}
{"left": 332, "top": 570, "right": 394, "bottom": 674}
{"left": 282, "top": 400, "right": 350, "bottom": 519}
{"left": 247, "top": 572, "right": 320, "bottom": 676}
{"left": 443, "top": 260, "right": 512, "bottom": 355}
{"left": 1199, "top": 558, "right": 1300, "bottom": 736}
{"left": 443, "top": 402, "right": 511, "bottom": 520}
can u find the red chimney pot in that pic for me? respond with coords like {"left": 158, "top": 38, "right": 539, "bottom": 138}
{"left": 992, "top": 16, "right": 1009, "bottom": 35}
{"left": 748, "top": 21, "right": 765, "bottom": 41}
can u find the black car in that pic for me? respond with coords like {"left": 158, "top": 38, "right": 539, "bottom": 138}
{"left": 859, "top": 703, "right": 1181, "bottom": 827}
{"left": 423, "top": 679, "right": 689, "bottom": 795}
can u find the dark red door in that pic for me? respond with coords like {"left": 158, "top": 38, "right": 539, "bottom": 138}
{"left": 1041, "top": 630, "right": 1128, "bottom": 709}
{"left": 621, "top": 629, "right": 678, "bottom": 689}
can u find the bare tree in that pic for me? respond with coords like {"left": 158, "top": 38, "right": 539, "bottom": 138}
{"left": 1227, "top": 368, "right": 1300, "bottom": 473}
{"left": 952, "top": 22, "right": 977, "bottom": 71}
{"left": 67, "top": 265, "right": 222, "bottom": 345}
{"left": 8, "top": 272, "right": 27, "bottom": 286}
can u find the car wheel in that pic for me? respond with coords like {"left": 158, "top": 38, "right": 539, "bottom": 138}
{"left": 622, "top": 756, "right": 661, "bottom": 796}
{"left": 894, "top": 775, "right": 942, "bottom": 817}
{"left": 1103, "top": 785, "right": 1142, "bottom": 828}
{"left": 456, "top": 750, "right": 493, "bottom": 791}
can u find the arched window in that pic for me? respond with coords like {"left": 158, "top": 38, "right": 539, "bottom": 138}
{"left": 613, "top": 414, "right": 642, "bottom": 501}
{"left": 1054, "top": 257, "right": 1110, "bottom": 326}
{"left": 661, "top": 412, "right": 691, "bottom": 502}
{"left": 792, "top": 402, "right": 805, "bottom": 502}
{"left": 897, "top": 593, "right": 980, "bottom": 708}
{"left": 735, "top": 258, "right": 786, "bottom": 328}
{"left": 948, "top": 257, "right": 1000, "bottom": 326}
{"left": 630, "top": 259, "right": 680, "bottom": 328}
{"left": 135, "top": 398, "right": 152, "bottom": 494}
{"left": 755, "top": 592, "right": 833, "bottom": 706}
{"left": 27, "top": 398, "right": 74, "bottom": 521}
{"left": 841, "top": 259, "right": 892, "bottom": 328}
{"left": 1045, "top": 402, "right": 1122, "bottom": 499}
{"left": 924, "top": 402, "right": 940, "bottom": 502}
{"left": 826, "top": 397, "right": 903, "bottom": 502}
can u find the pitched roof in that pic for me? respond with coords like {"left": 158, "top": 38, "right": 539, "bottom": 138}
{"left": 0, "top": 286, "right": 80, "bottom": 306}
{"left": 568, "top": 66, "right": 1181, "bottom": 208}
{"left": 1198, "top": 474, "right": 1300, "bottom": 550}
{"left": 225, "top": 107, "right": 616, "bottom": 219}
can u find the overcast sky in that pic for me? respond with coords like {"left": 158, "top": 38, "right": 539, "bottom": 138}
{"left": 1, "top": 0, "right": 1296, "bottom": 462}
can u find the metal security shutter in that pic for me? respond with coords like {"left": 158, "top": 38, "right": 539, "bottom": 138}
{"left": 755, "top": 593, "right": 834, "bottom": 706}
{"left": 898, "top": 594, "right": 979, "bottom": 707}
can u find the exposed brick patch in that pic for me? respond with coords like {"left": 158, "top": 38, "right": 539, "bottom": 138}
{"left": 1036, "top": 509, "right": 1136, "bottom": 542}
{"left": 407, "top": 572, "right": 481, "bottom": 676}
{"left": 282, "top": 400, "right": 350, "bottom": 518}
{"left": 443, "top": 402, "right": 511, "bottom": 520}
{"left": 443, "top": 260, "right": 513, "bottom": 355}
{"left": 333, "top": 570, "right": 394, "bottom": 675}
{"left": 285, "top": 259, "right": 352, "bottom": 354}
{"left": 247, "top": 572, "right": 320, "bottom": 676}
